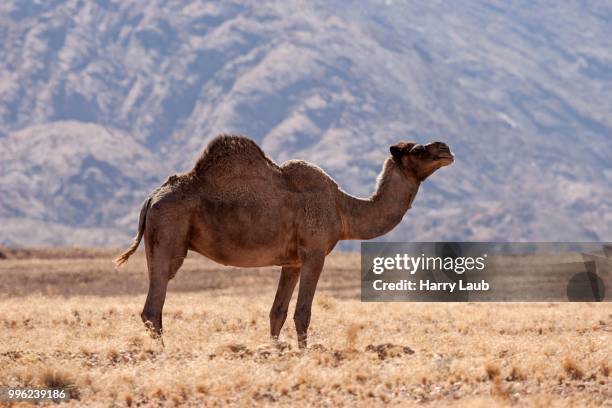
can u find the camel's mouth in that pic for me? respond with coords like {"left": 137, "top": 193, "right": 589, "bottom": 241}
{"left": 433, "top": 142, "right": 454, "bottom": 164}
{"left": 435, "top": 151, "right": 454, "bottom": 165}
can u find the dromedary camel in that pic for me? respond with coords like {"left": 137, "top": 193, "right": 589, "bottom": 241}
{"left": 115, "top": 135, "right": 453, "bottom": 347}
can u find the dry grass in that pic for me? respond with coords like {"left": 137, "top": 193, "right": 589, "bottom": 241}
{"left": 0, "top": 249, "right": 611, "bottom": 406}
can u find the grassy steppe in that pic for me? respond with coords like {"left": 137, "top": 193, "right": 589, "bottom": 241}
{"left": 0, "top": 249, "right": 610, "bottom": 406}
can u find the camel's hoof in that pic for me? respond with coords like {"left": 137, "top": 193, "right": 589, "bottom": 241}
{"left": 143, "top": 321, "right": 163, "bottom": 337}
{"left": 143, "top": 322, "right": 165, "bottom": 348}
{"left": 297, "top": 334, "right": 308, "bottom": 350}
{"left": 274, "top": 340, "right": 292, "bottom": 352}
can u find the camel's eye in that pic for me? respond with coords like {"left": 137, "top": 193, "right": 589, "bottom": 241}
{"left": 411, "top": 145, "right": 426, "bottom": 155}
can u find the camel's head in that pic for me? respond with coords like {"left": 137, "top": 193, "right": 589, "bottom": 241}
{"left": 390, "top": 141, "right": 454, "bottom": 181}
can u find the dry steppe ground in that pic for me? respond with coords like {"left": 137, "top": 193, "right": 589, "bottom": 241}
{"left": 0, "top": 248, "right": 610, "bottom": 407}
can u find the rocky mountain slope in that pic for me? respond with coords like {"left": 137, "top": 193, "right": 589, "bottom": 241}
{"left": 0, "top": 0, "right": 610, "bottom": 246}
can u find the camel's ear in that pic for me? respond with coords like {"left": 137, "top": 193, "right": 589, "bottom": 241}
{"left": 390, "top": 142, "right": 416, "bottom": 161}
{"left": 390, "top": 144, "right": 403, "bottom": 161}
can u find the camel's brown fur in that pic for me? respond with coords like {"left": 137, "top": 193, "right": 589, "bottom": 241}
{"left": 115, "top": 134, "right": 454, "bottom": 347}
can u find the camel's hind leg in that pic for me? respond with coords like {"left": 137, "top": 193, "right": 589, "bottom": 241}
{"left": 141, "top": 206, "right": 189, "bottom": 335}
{"left": 269, "top": 266, "right": 300, "bottom": 339}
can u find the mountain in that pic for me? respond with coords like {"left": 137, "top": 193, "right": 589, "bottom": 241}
{"left": 0, "top": 0, "right": 610, "bottom": 247}
{"left": 0, "top": 121, "right": 167, "bottom": 245}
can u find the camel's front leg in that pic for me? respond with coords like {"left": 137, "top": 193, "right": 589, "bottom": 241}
{"left": 269, "top": 266, "right": 300, "bottom": 339}
{"left": 293, "top": 250, "right": 325, "bottom": 348}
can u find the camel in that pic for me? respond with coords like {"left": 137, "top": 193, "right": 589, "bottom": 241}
{"left": 115, "top": 135, "right": 453, "bottom": 348}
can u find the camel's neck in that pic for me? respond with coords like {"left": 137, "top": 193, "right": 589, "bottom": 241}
{"left": 338, "top": 158, "right": 420, "bottom": 240}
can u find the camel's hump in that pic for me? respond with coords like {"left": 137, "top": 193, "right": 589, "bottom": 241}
{"left": 193, "top": 134, "right": 280, "bottom": 177}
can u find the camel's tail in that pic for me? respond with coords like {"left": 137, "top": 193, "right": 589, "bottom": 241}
{"left": 114, "top": 197, "right": 152, "bottom": 267}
